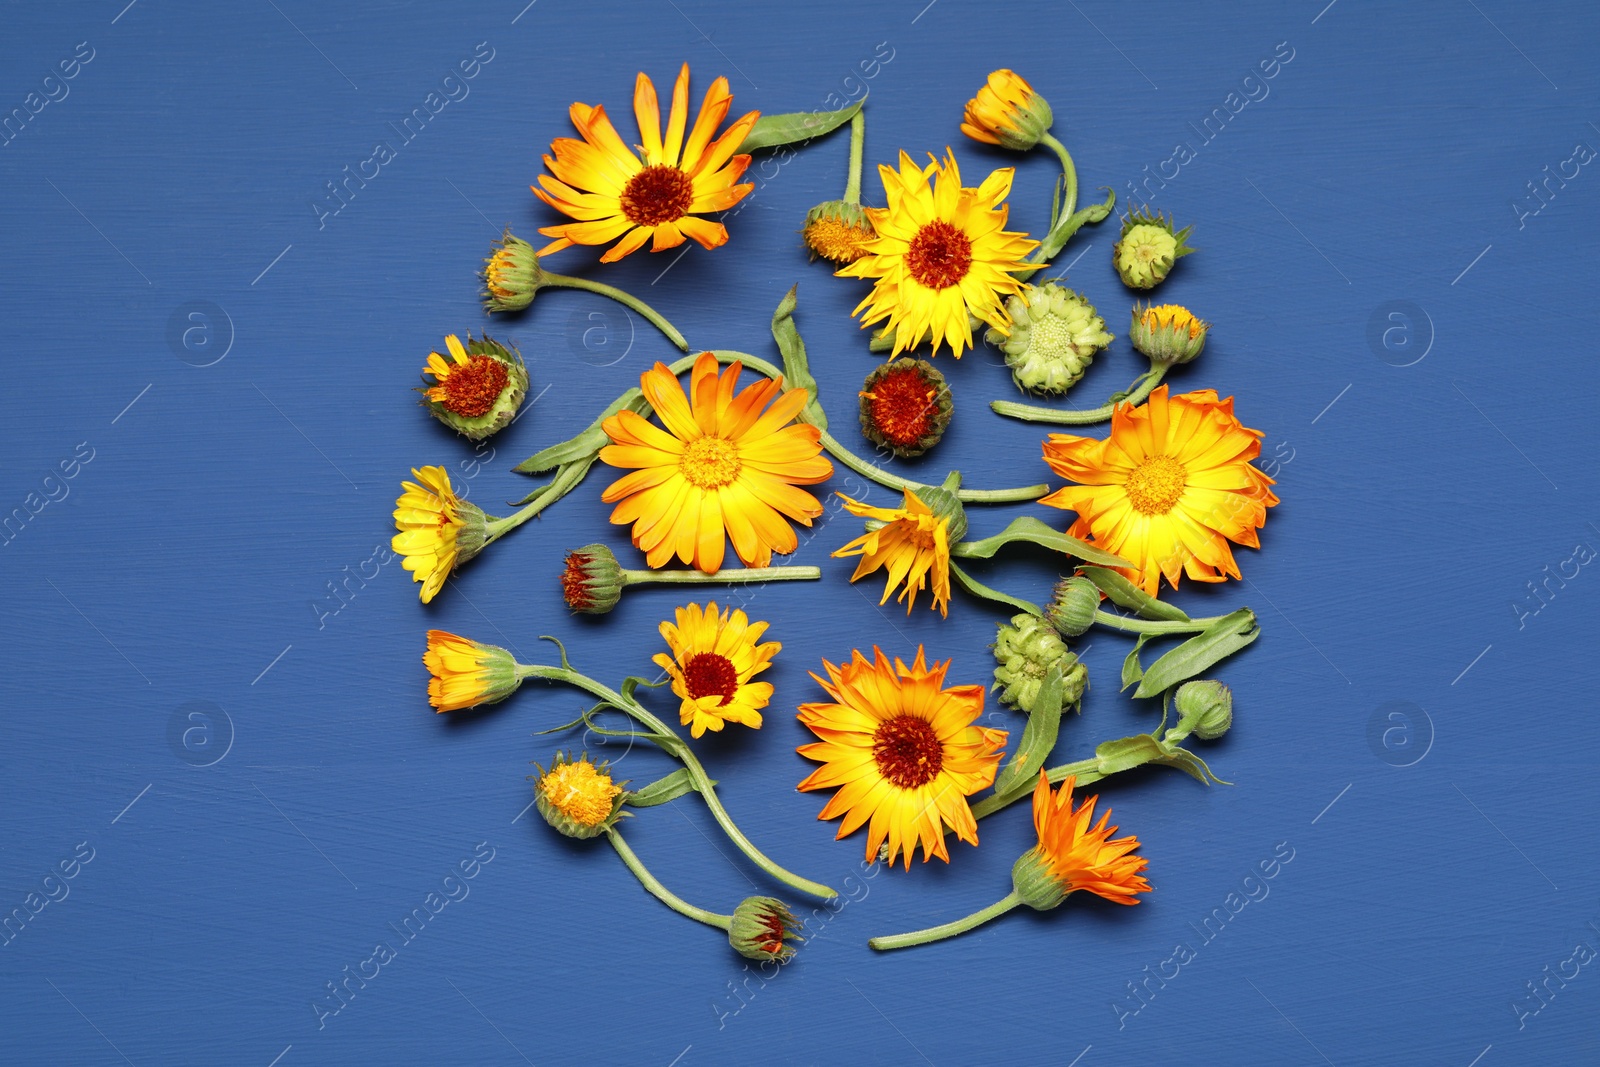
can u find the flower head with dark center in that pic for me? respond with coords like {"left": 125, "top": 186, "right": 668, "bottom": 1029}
{"left": 652, "top": 602, "right": 780, "bottom": 738}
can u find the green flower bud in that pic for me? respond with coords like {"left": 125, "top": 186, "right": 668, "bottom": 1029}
{"left": 993, "top": 612, "right": 1088, "bottom": 714}
{"left": 530, "top": 751, "right": 627, "bottom": 840}
{"left": 419, "top": 333, "right": 529, "bottom": 441}
{"left": 1171, "top": 680, "right": 1232, "bottom": 741}
{"left": 728, "top": 896, "right": 803, "bottom": 962}
{"left": 453, "top": 499, "right": 491, "bottom": 567}
{"left": 801, "top": 200, "right": 876, "bottom": 265}
{"left": 985, "top": 283, "right": 1113, "bottom": 396}
{"left": 859, "top": 359, "right": 953, "bottom": 459}
{"left": 560, "top": 544, "right": 627, "bottom": 614}
{"left": 481, "top": 229, "right": 550, "bottom": 313}
{"left": 1129, "top": 303, "right": 1209, "bottom": 366}
{"left": 1011, "top": 846, "right": 1068, "bottom": 910}
{"left": 1046, "top": 576, "right": 1101, "bottom": 637}
{"left": 1113, "top": 208, "right": 1195, "bottom": 290}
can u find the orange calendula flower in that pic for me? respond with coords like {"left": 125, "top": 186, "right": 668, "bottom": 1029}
{"left": 392, "top": 466, "right": 489, "bottom": 603}
{"left": 533, "top": 64, "right": 759, "bottom": 263}
{"left": 598, "top": 352, "right": 833, "bottom": 574}
{"left": 652, "top": 601, "right": 780, "bottom": 738}
{"left": 797, "top": 647, "right": 1007, "bottom": 869}
{"left": 1039, "top": 385, "right": 1278, "bottom": 595}
{"left": 960, "top": 69, "right": 1054, "bottom": 152}
{"left": 832, "top": 491, "right": 956, "bottom": 617}
{"left": 837, "top": 150, "right": 1039, "bottom": 358}
{"left": 1022, "top": 772, "right": 1151, "bottom": 906}
{"left": 423, "top": 630, "right": 521, "bottom": 712}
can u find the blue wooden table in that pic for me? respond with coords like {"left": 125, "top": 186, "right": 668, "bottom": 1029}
{"left": 3, "top": 2, "right": 1596, "bottom": 1063}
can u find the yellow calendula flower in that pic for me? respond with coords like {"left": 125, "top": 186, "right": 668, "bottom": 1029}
{"left": 532, "top": 751, "right": 626, "bottom": 839}
{"left": 533, "top": 64, "right": 760, "bottom": 263}
{"left": 652, "top": 601, "right": 780, "bottom": 738}
{"left": 392, "top": 466, "right": 488, "bottom": 603}
{"left": 797, "top": 647, "right": 1007, "bottom": 868}
{"left": 960, "top": 69, "right": 1054, "bottom": 152}
{"left": 419, "top": 333, "right": 528, "bottom": 440}
{"left": 837, "top": 150, "right": 1039, "bottom": 358}
{"left": 423, "top": 630, "right": 521, "bottom": 712}
{"left": 832, "top": 489, "right": 961, "bottom": 617}
{"left": 1040, "top": 385, "right": 1279, "bottom": 595}
{"left": 598, "top": 352, "right": 833, "bottom": 574}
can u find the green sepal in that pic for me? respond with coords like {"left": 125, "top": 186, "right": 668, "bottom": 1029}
{"left": 1132, "top": 608, "right": 1259, "bottom": 698}
{"left": 1121, "top": 634, "right": 1151, "bottom": 690}
{"left": 736, "top": 97, "right": 864, "bottom": 153}
{"left": 948, "top": 561, "right": 1040, "bottom": 615}
{"left": 1079, "top": 566, "right": 1189, "bottom": 622}
{"left": 769, "top": 286, "right": 827, "bottom": 430}
{"left": 954, "top": 515, "right": 1133, "bottom": 569}
{"left": 993, "top": 667, "right": 1065, "bottom": 797}
{"left": 626, "top": 768, "right": 708, "bottom": 808}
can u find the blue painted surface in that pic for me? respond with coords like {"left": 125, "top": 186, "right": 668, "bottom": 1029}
{"left": 3, "top": 2, "right": 1597, "bottom": 1064}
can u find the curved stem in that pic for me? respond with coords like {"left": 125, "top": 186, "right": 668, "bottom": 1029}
{"left": 523, "top": 664, "right": 839, "bottom": 900}
{"left": 483, "top": 460, "right": 590, "bottom": 544}
{"left": 991, "top": 364, "right": 1168, "bottom": 426}
{"left": 817, "top": 429, "right": 1048, "bottom": 503}
{"left": 620, "top": 565, "right": 820, "bottom": 586}
{"left": 608, "top": 829, "right": 731, "bottom": 929}
{"left": 1091, "top": 608, "right": 1223, "bottom": 636}
{"left": 843, "top": 110, "right": 865, "bottom": 205}
{"left": 869, "top": 891, "right": 1023, "bottom": 951}
{"left": 1040, "top": 132, "right": 1079, "bottom": 233}
{"left": 545, "top": 272, "right": 690, "bottom": 352}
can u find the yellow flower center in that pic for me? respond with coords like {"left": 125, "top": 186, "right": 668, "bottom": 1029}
{"left": 1142, "top": 304, "right": 1203, "bottom": 338}
{"left": 621, "top": 164, "right": 694, "bottom": 227}
{"left": 906, "top": 220, "right": 973, "bottom": 290}
{"left": 1027, "top": 312, "right": 1081, "bottom": 361}
{"left": 679, "top": 436, "right": 742, "bottom": 489}
{"left": 540, "top": 761, "right": 622, "bottom": 827}
{"left": 872, "top": 715, "right": 944, "bottom": 789}
{"left": 804, "top": 216, "right": 875, "bottom": 264}
{"left": 1124, "top": 454, "right": 1188, "bottom": 515}
{"left": 486, "top": 250, "right": 517, "bottom": 297}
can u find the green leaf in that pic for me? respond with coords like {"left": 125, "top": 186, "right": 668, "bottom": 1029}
{"left": 1153, "top": 748, "right": 1230, "bottom": 786}
{"left": 1093, "top": 734, "right": 1166, "bottom": 776}
{"left": 1038, "top": 187, "right": 1116, "bottom": 260}
{"left": 953, "top": 516, "right": 1132, "bottom": 569}
{"left": 620, "top": 674, "right": 669, "bottom": 703}
{"left": 1121, "top": 634, "right": 1151, "bottom": 691}
{"left": 513, "top": 390, "right": 648, "bottom": 474}
{"left": 948, "top": 561, "right": 1040, "bottom": 616}
{"left": 1133, "top": 608, "right": 1259, "bottom": 699}
{"left": 736, "top": 97, "right": 864, "bottom": 153}
{"left": 627, "top": 768, "right": 708, "bottom": 808}
{"left": 769, "top": 286, "right": 826, "bottom": 430}
{"left": 994, "top": 668, "right": 1064, "bottom": 796}
{"left": 1079, "top": 566, "right": 1190, "bottom": 622}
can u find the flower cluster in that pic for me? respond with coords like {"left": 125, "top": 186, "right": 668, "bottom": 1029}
{"left": 385, "top": 61, "right": 1281, "bottom": 963}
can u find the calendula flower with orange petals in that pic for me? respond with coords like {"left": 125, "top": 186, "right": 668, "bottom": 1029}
{"left": 534, "top": 64, "right": 759, "bottom": 262}
{"left": 598, "top": 352, "right": 832, "bottom": 574}
{"left": 1039, "top": 385, "right": 1278, "bottom": 595}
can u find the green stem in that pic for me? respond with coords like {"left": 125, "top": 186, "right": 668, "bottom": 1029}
{"left": 620, "top": 566, "right": 821, "bottom": 586}
{"left": 869, "top": 891, "right": 1023, "bottom": 951}
{"left": 969, "top": 757, "right": 1104, "bottom": 822}
{"left": 545, "top": 272, "right": 690, "bottom": 352}
{"left": 483, "top": 460, "right": 590, "bottom": 544}
{"left": 1040, "top": 132, "right": 1079, "bottom": 232}
{"left": 843, "top": 110, "right": 865, "bottom": 205}
{"left": 607, "top": 829, "right": 731, "bottom": 929}
{"left": 1091, "top": 608, "right": 1224, "bottom": 636}
{"left": 817, "top": 429, "right": 1048, "bottom": 504}
{"left": 521, "top": 663, "right": 839, "bottom": 900}
{"left": 991, "top": 364, "right": 1168, "bottom": 426}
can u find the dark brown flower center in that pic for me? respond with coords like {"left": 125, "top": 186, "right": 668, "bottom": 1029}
{"left": 872, "top": 715, "right": 944, "bottom": 788}
{"left": 906, "top": 220, "right": 973, "bottom": 290}
{"left": 683, "top": 652, "right": 739, "bottom": 705}
{"left": 441, "top": 355, "right": 510, "bottom": 418}
{"left": 620, "top": 164, "right": 695, "bottom": 227}
{"left": 864, "top": 365, "right": 937, "bottom": 448}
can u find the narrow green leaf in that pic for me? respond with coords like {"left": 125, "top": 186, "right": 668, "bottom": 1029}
{"left": 769, "top": 286, "right": 826, "bottom": 430}
{"left": 1079, "top": 566, "right": 1190, "bottom": 622}
{"left": 627, "top": 768, "right": 708, "bottom": 808}
{"left": 1154, "top": 749, "right": 1230, "bottom": 786}
{"left": 1093, "top": 734, "right": 1165, "bottom": 776}
{"left": 953, "top": 516, "right": 1133, "bottom": 569}
{"left": 1121, "top": 634, "right": 1151, "bottom": 691}
{"left": 994, "top": 668, "right": 1064, "bottom": 796}
{"left": 1133, "top": 609, "right": 1259, "bottom": 698}
{"left": 620, "top": 674, "right": 669, "bottom": 703}
{"left": 736, "top": 97, "right": 864, "bottom": 153}
{"left": 513, "top": 390, "right": 647, "bottom": 474}
{"left": 948, "top": 561, "right": 1040, "bottom": 616}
